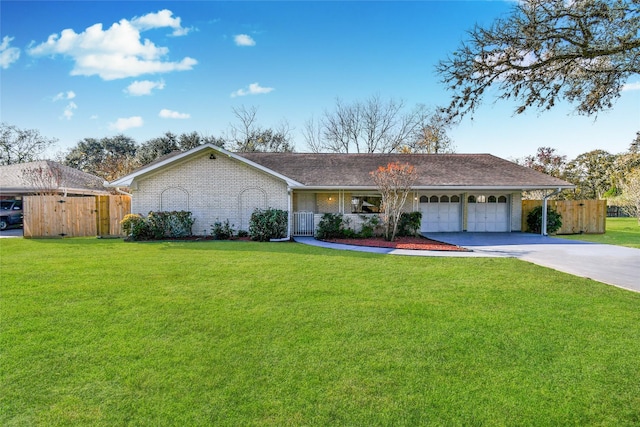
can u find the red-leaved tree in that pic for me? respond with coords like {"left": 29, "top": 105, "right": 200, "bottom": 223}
{"left": 371, "top": 162, "right": 417, "bottom": 241}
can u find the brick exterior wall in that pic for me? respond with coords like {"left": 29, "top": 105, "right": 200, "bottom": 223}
{"left": 131, "top": 152, "right": 289, "bottom": 235}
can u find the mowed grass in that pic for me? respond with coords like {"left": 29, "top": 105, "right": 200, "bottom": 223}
{"left": 559, "top": 217, "right": 640, "bottom": 248}
{"left": 1, "top": 239, "right": 639, "bottom": 426}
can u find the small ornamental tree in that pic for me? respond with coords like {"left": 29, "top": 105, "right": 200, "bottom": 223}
{"left": 371, "top": 162, "right": 417, "bottom": 241}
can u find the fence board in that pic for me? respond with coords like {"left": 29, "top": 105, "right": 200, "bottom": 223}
{"left": 23, "top": 195, "right": 131, "bottom": 238}
{"left": 108, "top": 195, "right": 131, "bottom": 236}
{"left": 521, "top": 200, "right": 606, "bottom": 234}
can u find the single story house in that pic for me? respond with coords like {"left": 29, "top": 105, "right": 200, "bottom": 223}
{"left": 108, "top": 143, "right": 574, "bottom": 237}
{"left": 0, "top": 160, "right": 108, "bottom": 199}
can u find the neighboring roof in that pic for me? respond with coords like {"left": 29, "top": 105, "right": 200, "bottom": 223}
{"left": 108, "top": 144, "right": 302, "bottom": 188}
{"left": 0, "top": 160, "right": 108, "bottom": 195}
{"left": 240, "top": 153, "right": 575, "bottom": 190}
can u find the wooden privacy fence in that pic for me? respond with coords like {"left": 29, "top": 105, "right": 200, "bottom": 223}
{"left": 521, "top": 200, "right": 607, "bottom": 234}
{"left": 23, "top": 195, "right": 131, "bottom": 238}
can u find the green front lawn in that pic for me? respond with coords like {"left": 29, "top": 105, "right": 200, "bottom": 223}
{"left": 559, "top": 217, "right": 640, "bottom": 248}
{"left": 2, "top": 239, "right": 639, "bottom": 426}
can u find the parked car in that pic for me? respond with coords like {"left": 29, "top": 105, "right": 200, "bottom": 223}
{"left": 0, "top": 200, "right": 23, "bottom": 230}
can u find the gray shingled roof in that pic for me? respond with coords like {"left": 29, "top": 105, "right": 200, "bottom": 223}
{"left": 239, "top": 153, "right": 574, "bottom": 189}
{"left": 0, "top": 160, "right": 108, "bottom": 195}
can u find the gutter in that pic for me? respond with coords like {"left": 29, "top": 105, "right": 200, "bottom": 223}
{"left": 115, "top": 187, "right": 133, "bottom": 197}
{"left": 542, "top": 188, "right": 562, "bottom": 236}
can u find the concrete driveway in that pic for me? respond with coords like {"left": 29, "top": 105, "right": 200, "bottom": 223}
{"left": 425, "top": 232, "right": 640, "bottom": 293}
{"left": 0, "top": 228, "right": 23, "bottom": 238}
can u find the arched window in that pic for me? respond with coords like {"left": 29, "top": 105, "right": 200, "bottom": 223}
{"left": 440, "top": 195, "right": 450, "bottom": 203}
{"left": 451, "top": 195, "right": 460, "bottom": 203}
{"left": 498, "top": 195, "right": 508, "bottom": 203}
{"left": 161, "top": 187, "right": 189, "bottom": 212}
{"left": 477, "top": 195, "right": 486, "bottom": 203}
{"left": 488, "top": 195, "right": 497, "bottom": 203}
{"left": 468, "top": 195, "right": 476, "bottom": 203}
{"left": 419, "top": 195, "right": 428, "bottom": 203}
{"left": 430, "top": 195, "right": 439, "bottom": 203}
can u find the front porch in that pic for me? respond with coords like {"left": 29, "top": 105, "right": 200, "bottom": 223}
{"left": 289, "top": 189, "right": 523, "bottom": 236}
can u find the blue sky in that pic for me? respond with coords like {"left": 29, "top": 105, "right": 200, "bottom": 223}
{"left": 1, "top": 1, "right": 638, "bottom": 161}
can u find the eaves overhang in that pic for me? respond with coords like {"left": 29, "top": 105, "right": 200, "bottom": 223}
{"left": 290, "top": 184, "right": 575, "bottom": 191}
{"left": 107, "top": 144, "right": 303, "bottom": 188}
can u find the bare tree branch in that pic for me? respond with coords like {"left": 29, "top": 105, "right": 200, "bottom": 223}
{"left": 437, "top": 0, "right": 640, "bottom": 121}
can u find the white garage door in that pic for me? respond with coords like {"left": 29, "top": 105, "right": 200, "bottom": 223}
{"left": 420, "top": 195, "right": 462, "bottom": 232}
{"left": 467, "top": 195, "right": 510, "bottom": 232}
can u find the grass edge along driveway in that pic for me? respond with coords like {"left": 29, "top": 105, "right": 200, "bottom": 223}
{"left": 558, "top": 217, "right": 640, "bottom": 248}
{"left": 2, "top": 238, "right": 640, "bottom": 426}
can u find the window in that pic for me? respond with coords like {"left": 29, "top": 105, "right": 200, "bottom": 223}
{"left": 477, "top": 195, "right": 487, "bottom": 203}
{"left": 468, "top": 195, "right": 476, "bottom": 203}
{"left": 419, "top": 195, "right": 428, "bottom": 203}
{"left": 498, "top": 195, "right": 508, "bottom": 203}
{"left": 451, "top": 195, "right": 460, "bottom": 203}
{"left": 488, "top": 195, "right": 497, "bottom": 203}
{"left": 440, "top": 195, "right": 449, "bottom": 203}
{"left": 430, "top": 195, "right": 439, "bottom": 203}
{"left": 351, "top": 196, "right": 381, "bottom": 213}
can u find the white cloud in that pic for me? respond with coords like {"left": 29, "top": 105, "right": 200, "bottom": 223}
{"left": 109, "top": 116, "right": 143, "bottom": 131}
{"left": 234, "top": 34, "right": 256, "bottom": 47}
{"left": 159, "top": 109, "right": 190, "bottom": 119}
{"left": 62, "top": 101, "right": 78, "bottom": 120}
{"left": 131, "top": 9, "right": 192, "bottom": 36}
{"left": 622, "top": 81, "right": 640, "bottom": 92}
{"left": 230, "top": 82, "right": 274, "bottom": 98}
{"left": 53, "top": 90, "right": 76, "bottom": 101}
{"left": 0, "top": 36, "right": 20, "bottom": 69}
{"left": 27, "top": 10, "right": 197, "bottom": 80}
{"left": 125, "top": 79, "right": 165, "bottom": 96}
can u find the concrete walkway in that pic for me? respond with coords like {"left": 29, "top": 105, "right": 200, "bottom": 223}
{"left": 294, "top": 234, "right": 640, "bottom": 293}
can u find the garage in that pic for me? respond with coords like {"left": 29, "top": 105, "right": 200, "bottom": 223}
{"left": 419, "top": 194, "right": 462, "bottom": 232}
{"left": 466, "top": 195, "right": 510, "bottom": 232}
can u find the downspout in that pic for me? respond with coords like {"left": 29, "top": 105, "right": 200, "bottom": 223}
{"left": 542, "top": 188, "right": 562, "bottom": 236}
{"left": 270, "top": 187, "right": 292, "bottom": 242}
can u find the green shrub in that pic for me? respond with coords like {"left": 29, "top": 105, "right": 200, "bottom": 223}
{"left": 527, "top": 205, "right": 563, "bottom": 234}
{"left": 359, "top": 215, "right": 381, "bottom": 238}
{"left": 316, "top": 213, "right": 345, "bottom": 239}
{"left": 120, "top": 214, "right": 150, "bottom": 240}
{"left": 397, "top": 211, "right": 422, "bottom": 237}
{"left": 122, "top": 211, "right": 194, "bottom": 241}
{"left": 211, "top": 219, "right": 235, "bottom": 240}
{"left": 249, "top": 208, "right": 288, "bottom": 241}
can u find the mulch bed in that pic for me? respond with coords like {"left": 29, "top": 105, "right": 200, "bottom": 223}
{"left": 323, "top": 236, "right": 469, "bottom": 252}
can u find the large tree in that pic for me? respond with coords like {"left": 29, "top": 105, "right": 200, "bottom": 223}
{"left": 0, "top": 123, "right": 58, "bottom": 165}
{"left": 401, "top": 107, "right": 456, "bottom": 154}
{"left": 305, "top": 97, "right": 449, "bottom": 153}
{"left": 64, "top": 135, "right": 137, "bottom": 181}
{"left": 136, "top": 132, "right": 180, "bottom": 166}
{"left": 437, "top": 0, "right": 640, "bottom": 121}
{"left": 519, "top": 146, "right": 567, "bottom": 178}
{"left": 227, "top": 106, "right": 294, "bottom": 153}
{"left": 566, "top": 149, "right": 616, "bottom": 199}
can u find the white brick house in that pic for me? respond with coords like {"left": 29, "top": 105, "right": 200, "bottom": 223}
{"left": 109, "top": 144, "right": 574, "bottom": 237}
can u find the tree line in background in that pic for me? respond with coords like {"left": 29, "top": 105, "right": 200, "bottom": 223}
{"left": 516, "top": 134, "right": 640, "bottom": 217}
{"left": 0, "top": 96, "right": 456, "bottom": 182}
